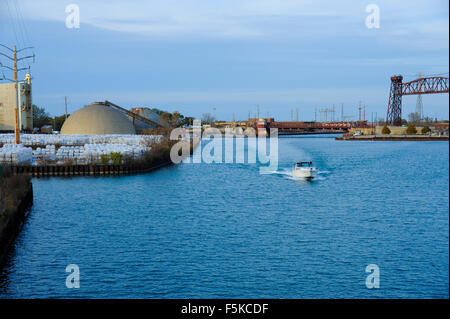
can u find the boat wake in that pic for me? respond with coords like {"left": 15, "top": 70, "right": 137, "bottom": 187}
{"left": 261, "top": 167, "right": 330, "bottom": 182}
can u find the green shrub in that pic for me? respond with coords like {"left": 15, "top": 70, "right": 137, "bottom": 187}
{"left": 406, "top": 124, "right": 417, "bottom": 135}
{"left": 100, "top": 154, "right": 110, "bottom": 165}
{"left": 421, "top": 125, "right": 431, "bottom": 134}
{"left": 110, "top": 152, "right": 123, "bottom": 165}
{"left": 381, "top": 125, "right": 391, "bottom": 135}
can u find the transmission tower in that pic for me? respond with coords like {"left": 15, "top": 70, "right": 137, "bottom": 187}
{"left": 416, "top": 72, "right": 424, "bottom": 121}
{"left": 358, "top": 101, "right": 362, "bottom": 121}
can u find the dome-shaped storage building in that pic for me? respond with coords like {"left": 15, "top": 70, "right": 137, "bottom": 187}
{"left": 61, "top": 102, "right": 136, "bottom": 135}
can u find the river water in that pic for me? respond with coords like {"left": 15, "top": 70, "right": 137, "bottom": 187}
{"left": 0, "top": 136, "right": 448, "bottom": 298}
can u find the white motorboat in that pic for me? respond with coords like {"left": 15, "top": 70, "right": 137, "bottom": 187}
{"left": 293, "top": 161, "right": 315, "bottom": 179}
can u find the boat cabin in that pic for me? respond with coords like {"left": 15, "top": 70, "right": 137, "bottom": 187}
{"left": 295, "top": 161, "right": 313, "bottom": 168}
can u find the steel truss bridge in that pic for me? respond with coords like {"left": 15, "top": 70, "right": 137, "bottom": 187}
{"left": 386, "top": 75, "right": 449, "bottom": 126}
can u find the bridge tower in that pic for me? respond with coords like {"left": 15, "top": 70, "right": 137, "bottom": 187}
{"left": 386, "top": 75, "right": 404, "bottom": 126}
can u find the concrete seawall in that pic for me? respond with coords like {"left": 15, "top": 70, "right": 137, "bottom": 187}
{"left": 0, "top": 177, "right": 33, "bottom": 265}
{"left": 8, "top": 161, "right": 173, "bottom": 177}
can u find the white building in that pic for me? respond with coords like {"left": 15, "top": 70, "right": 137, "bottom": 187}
{"left": 0, "top": 80, "right": 33, "bottom": 132}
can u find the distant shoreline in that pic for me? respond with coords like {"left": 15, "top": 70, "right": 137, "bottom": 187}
{"left": 336, "top": 135, "right": 449, "bottom": 141}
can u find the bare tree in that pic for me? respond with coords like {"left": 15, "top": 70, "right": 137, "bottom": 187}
{"left": 201, "top": 113, "right": 216, "bottom": 126}
{"left": 408, "top": 112, "right": 421, "bottom": 124}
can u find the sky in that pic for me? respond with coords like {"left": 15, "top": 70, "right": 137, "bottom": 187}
{"left": 0, "top": 0, "right": 448, "bottom": 121}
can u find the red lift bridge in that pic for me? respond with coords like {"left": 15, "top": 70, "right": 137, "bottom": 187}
{"left": 386, "top": 75, "right": 449, "bottom": 126}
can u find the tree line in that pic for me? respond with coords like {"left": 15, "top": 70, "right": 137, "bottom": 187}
{"left": 377, "top": 111, "right": 443, "bottom": 126}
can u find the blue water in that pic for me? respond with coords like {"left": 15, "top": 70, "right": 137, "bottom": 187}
{"left": 0, "top": 136, "right": 448, "bottom": 298}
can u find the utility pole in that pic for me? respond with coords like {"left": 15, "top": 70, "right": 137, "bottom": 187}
{"left": 13, "top": 46, "right": 19, "bottom": 144}
{"left": 371, "top": 112, "right": 373, "bottom": 135}
{"left": 64, "top": 96, "right": 68, "bottom": 120}
{"left": 0, "top": 44, "right": 35, "bottom": 144}
{"left": 358, "top": 101, "right": 362, "bottom": 121}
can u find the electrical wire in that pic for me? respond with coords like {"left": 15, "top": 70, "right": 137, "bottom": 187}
{"left": 12, "top": 0, "right": 33, "bottom": 70}
{"left": 0, "top": 0, "right": 35, "bottom": 79}
{"left": 12, "top": 0, "right": 27, "bottom": 49}
{"left": 5, "top": 0, "right": 20, "bottom": 48}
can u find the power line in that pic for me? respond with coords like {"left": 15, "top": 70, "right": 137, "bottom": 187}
{"left": 12, "top": 0, "right": 27, "bottom": 48}
{"left": 14, "top": 0, "right": 33, "bottom": 47}
{"left": 402, "top": 72, "right": 449, "bottom": 80}
{"left": 5, "top": 0, "right": 21, "bottom": 47}
{"left": 423, "top": 72, "right": 449, "bottom": 77}
{"left": 12, "top": 0, "right": 34, "bottom": 69}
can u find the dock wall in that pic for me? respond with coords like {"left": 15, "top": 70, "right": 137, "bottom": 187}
{"left": 0, "top": 177, "right": 33, "bottom": 265}
{"left": 8, "top": 160, "right": 174, "bottom": 177}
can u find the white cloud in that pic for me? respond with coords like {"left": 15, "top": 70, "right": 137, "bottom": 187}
{"left": 8, "top": 0, "right": 447, "bottom": 42}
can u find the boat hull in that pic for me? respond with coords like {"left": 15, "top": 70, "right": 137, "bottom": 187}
{"left": 292, "top": 168, "right": 314, "bottom": 179}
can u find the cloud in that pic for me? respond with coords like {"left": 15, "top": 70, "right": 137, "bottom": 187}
{"left": 8, "top": 0, "right": 446, "bottom": 43}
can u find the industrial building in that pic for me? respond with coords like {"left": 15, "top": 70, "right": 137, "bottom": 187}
{"left": 61, "top": 101, "right": 165, "bottom": 135}
{"left": 0, "top": 80, "right": 33, "bottom": 132}
{"left": 61, "top": 102, "right": 136, "bottom": 135}
{"left": 1, "top": 78, "right": 165, "bottom": 135}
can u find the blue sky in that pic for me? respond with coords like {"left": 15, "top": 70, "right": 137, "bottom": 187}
{"left": 0, "top": 0, "right": 448, "bottom": 121}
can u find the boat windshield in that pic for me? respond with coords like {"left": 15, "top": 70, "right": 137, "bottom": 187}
{"left": 296, "top": 161, "right": 312, "bottom": 167}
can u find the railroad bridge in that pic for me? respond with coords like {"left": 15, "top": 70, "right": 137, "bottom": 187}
{"left": 386, "top": 75, "right": 449, "bottom": 126}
